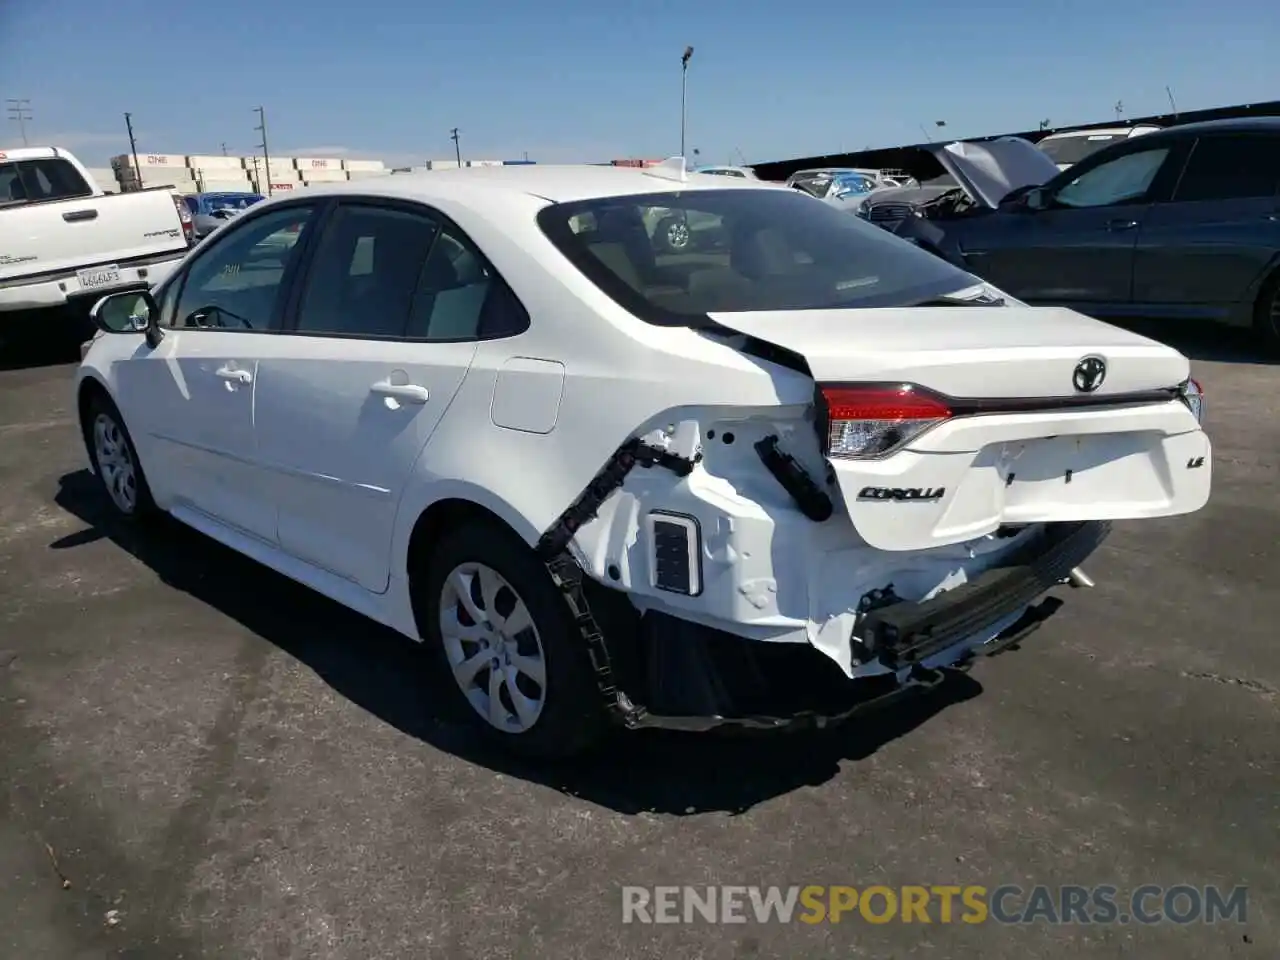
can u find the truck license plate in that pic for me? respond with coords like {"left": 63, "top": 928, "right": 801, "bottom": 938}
{"left": 77, "top": 264, "right": 123, "bottom": 291}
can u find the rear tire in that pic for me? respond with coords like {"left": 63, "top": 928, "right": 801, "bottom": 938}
{"left": 84, "top": 391, "right": 156, "bottom": 521}
{"left": 1254, "top": 271, "right": 1280, "bottom": 355}
{"left": 416, "top": 519, "right": 609, "bottom": 760}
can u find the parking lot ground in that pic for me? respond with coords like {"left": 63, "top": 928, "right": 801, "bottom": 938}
{"left": 1, "top": 319, "right": 1277, "bottom": 959}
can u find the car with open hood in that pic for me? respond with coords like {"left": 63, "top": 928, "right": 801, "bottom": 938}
{"left": 861, "top": 120, "right": 1280, "bottom": 350}
{"left": 74, "top": 159, "right": 1211, "bottom": 759}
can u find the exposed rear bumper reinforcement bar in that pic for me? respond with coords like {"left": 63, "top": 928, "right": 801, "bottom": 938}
{"left": 617, "top": 663, "right": 950, "bottom": 732}
{"left": 862, "top": 520, "right": 1110, "bottom": 669}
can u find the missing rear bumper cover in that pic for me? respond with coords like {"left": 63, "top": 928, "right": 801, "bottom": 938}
{"left": 862, "top": 520, "right": 1109, "bottom": 669}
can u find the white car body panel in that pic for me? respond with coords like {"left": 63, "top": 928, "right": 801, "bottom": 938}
{"left": 0, "top": 146, "right": 188, "bottom": 312}
{"left": 75, "top": 165, "right": 1212, "bottom": 684}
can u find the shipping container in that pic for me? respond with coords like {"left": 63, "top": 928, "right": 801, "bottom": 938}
{"left": 194, "top": 179, "right": 252, "bottom": 194}
{"left": 186, "top": 155, "right": 245, "bottom": 170}
{"left": 467, "top": 160, "right": 503, "bottom": 167}
{"left": 345, "top": 169, "right": 389, "bottom": 179}
{"left": 502, "top": 159, "right": 536, "bottom": 165}
{"left": 611, "top": 159, "right": 644, "bottom": 167}
{"left": 426, "top": 160, "right": 460, "bottom": 169}
{"left": 263, "top": 182, "right": 296, "bottom": 193}
{"left": 300, "top": 169, "right": 346, "bottom": 182}
{"left": 111, "top": 152, "right": 186, "bottom": 170}
{"left": 118, "top": 171, "right": 198, "bottom": 190}
{"left": 294, "top": 157, "right": 343, "bottom": 171}
{"left": 342, "top": 158, "right": 386, "bottom": 172}
{"left": 192, "top": 168, "right": 251, "bottom": 184}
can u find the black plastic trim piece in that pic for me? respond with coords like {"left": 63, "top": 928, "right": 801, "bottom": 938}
{"left": 754, "top": 435, "right": 833, "bottom": 522}
{"left": 536, "top": 437, "right": 700, "bottom": 561}
{"left": 862, "top": 520, "right": 1109, "bottom": 669}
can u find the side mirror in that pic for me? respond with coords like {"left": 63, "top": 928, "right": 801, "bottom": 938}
{"left": 1022, "top": 187, "right": 1050, "bottom": 212}
{"left": 90, "top": 289, "right": 164, "bottom": 347}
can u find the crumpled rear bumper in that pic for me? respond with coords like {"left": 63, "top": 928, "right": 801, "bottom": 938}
{"left": 610, "top": 521, "right": 1107, "bottom": 733}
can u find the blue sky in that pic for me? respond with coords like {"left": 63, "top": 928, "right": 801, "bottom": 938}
{"left": 2, "top": 0, "right": 1277, "bottom": 169}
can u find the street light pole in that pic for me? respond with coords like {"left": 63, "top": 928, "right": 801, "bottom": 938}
{"left": 6, "top": 99, "right": 32, "bottom": 146}
{"left": 451, "top": 127, "right": 462, "bottom": 166}
{"left": 680, "top": 46, "right": 694, "bottom": 158}
{"left": 254, "top": 106, "right": 272, "bottom": 197}
{"left": 123, "top": 113, "right": 141, "bottom": 192}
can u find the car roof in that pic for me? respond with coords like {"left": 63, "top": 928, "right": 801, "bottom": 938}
{"left": 1120, "top": 117, "right": 1280, "bottom": 141}
{"left": 276, "top": 163, "right": 785, "bottom": 205}
{"left": 1040, "top": 126, "right": 1153, "bottom": 139}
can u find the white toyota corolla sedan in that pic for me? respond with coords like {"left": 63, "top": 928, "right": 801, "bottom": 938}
{"left": 75, "top": 160, "right": 1211, "bottom": 759}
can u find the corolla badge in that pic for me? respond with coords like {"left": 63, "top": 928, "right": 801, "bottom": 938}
{"left": 1072, "top": 355, "right": 1107, "bottom": 393}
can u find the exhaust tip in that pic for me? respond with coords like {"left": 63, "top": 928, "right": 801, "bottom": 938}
{"left": 1066, "top": 567, "right": 1095, "bottom": 589}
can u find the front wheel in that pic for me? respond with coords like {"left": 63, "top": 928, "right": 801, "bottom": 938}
{"left": 417, "top": 519, "right": 608, "bottom": 760}
{"left": 85, "top": 392, "right": 156, "bottom": 520}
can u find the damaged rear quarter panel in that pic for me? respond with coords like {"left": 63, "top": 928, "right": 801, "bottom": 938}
{"left": 389, "top": 298, "right": 818, "bottom": 578}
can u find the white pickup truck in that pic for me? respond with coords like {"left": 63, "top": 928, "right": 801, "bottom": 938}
{"left": 0, "top": 146, "right": 190, "bottom": 317}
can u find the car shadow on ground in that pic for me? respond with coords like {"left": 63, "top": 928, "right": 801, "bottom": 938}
{"left": 0, "top": 307, "right": 92, "bottom": 371}
{"left": 50, "top": 469, "right": 981, "bottom": 815}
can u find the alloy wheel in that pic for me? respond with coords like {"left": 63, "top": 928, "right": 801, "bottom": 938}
{"left": 93, "top": 412, "right": 139, "bottom": 514}
{"left": 438, "top": 561, "right": 548, "bottom": 733}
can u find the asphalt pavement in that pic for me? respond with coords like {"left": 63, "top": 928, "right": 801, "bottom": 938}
{"left": 1, "top": 318, "right": 1276, "bottom": 959}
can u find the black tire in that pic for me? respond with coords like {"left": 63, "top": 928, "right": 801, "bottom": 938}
{"left": 416, "top": 519, "right": 609, "bottom": 760}
{"left": 1253, "top": 270, "right": 1280, "bottom": 355}
{"left": 84, "top": 391, "right": 156, "bottom": 521}
{"left": 655, "top": 215, "right": 691, "bottom": 254}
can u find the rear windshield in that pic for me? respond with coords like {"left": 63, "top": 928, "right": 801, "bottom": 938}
{"left": 536, "top": 188, "right": 977, "bottom": 325}
{"left": 0, "top": 158, "right": 93, "bottom": 207}
{"left": 1037, "top": 133, "right": 1126, "bottom": 166}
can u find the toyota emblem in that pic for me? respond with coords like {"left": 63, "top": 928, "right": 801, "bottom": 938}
{"left": 1072, "top": 355, "right": 1107, "bottom": 393}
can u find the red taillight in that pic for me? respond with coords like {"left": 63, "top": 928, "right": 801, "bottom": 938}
{"left": 820, "top": 384, "right": 953, "bottom": 460}
{"left": 821, "top": 384, "right": 952, "bottom": 421}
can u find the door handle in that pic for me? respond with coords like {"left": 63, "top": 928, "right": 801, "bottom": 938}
{"left": 62, "top": 209, "right": 98, "bottom": 223}
{"left": 370, "top": 380, "right": 429, "bottom": 404}
{"left": 215, "top": 366, "right": 252, "bottom": 384}
{"left": 1107, "top": 218, "right": 1139, "bottom": 231}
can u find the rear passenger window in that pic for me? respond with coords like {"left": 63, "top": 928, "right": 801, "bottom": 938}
{"left": 1174, "top": 136, "right": 1280, "bottom": 202}
{"left": 0, "top": 158, "right": 93, "bottom": 205}
{"left": 405, "top": 225, "right": 507, "bottom": 340}
{"left": 295, "top": 205, "right": 440, "bottom": 338}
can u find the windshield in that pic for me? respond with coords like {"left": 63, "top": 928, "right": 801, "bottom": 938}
{"left": 1037, "top": 133, "right": 1126, "bottom": 166}
{"left": 536, "top": 188, "right": 978, "bottom": 325}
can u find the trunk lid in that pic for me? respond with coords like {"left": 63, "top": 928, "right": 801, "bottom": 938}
{"left": 711, "top": 305, "right": 1210, "bottom": 551}
{"left": 711, "top": 305, "right": 1189, "bottom": 397}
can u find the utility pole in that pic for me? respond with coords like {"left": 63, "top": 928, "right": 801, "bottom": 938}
{"left": 1165, "top": 85, "right": 1179, "bottom": 118}
{"left": 450, "top": 127, "right": 462, "bottom": 166}
{"left": 6, "top": 99, "right": 32, "bottom": 146}
{"left": 680, "top": 46, "right": 694, "bottom": 157}
{"left": 221, "top": 142, "right": 228, "bottom": 156}
{"left": 1114, "top": 100, "right": 1124, "bottom": 122}
{"left": 123, "top": 112, "right": 141, "bottom": 192}
{"left": 254, "top": 106, "right": 272, "bottom": 197}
